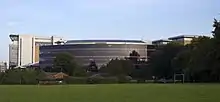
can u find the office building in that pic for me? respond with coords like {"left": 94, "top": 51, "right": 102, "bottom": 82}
{"left": 40, "top": 40, "right": 150, "bottom": 68}
{"left": 9, "top": 34, "right": 63, "bottom": 67}
{"left": 0, "top": 61, "right": 7, "bottom": 72}
{"left": 152, "top": 39, "right": 171, "bottom": 45}
{"left": 152, "top": 35, "right": 199, "bottom": 45}
{"left": 168, "top": 35, "right": 199, "bottom": 45}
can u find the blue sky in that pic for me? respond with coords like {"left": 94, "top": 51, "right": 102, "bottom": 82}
{"left": 0, "top": 0, "right": 220, "bottom": 61}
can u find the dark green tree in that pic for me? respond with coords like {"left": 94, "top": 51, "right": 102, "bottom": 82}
{"left": 172, "top": 36, "right": 214, "bottom": 82}
{"left": 72, "top": 66, "right": 87, "bottom": 77}
{"left": 87, "top": 60, "right": 98, "bottom": 72}
{"left": 1, "top": 69, "right": 39, "bottom": 84}
{"left": 104, "top": 59, "right": 133, "bottom": 76}
{"left": 211, "top": 19, "right": 220, "bottom": 81}
{"left": 0, "top": 72, "right": 5, "bottom": 84}
{"left": 129, "top": 50, "right": 140, "bottom": 63}
{"left": 53, "top": 52, "right": 77, "bottom": 76}
{"left": 213, "top": 19, "right": 220, "bottom": 39}
{"left": 148, "top": 42, "right": 183, "bottom": 79}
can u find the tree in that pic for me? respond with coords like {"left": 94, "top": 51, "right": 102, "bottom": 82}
{"left": 129, "top": 50, "right": 140, "bottom": 63}
{"left": 72, "top": 66, "right": 87, "bottom": 77}
{"left": 53, "top": 52, "right": 77, "bottom": 76}
{"left": 172, "top": 36, "right": 214, "bottom": 82}
{"left": 213, "top": 19, "right": 220, "bottom": 40}
{"left": 1, "top": 69, "right": 39, "bottom": 84}
{"left": 103, "top": 59, "right": 133, "bottom": 76}
{"left": 87, "top": 60, "right": 98, "bottom": 72}
{"left": 148, "top": 42, "right": 184, "bottom": 79}
{"left": 211, "top": 19, "right": 220, "bottom": 81}
{"left": 0, "top": 72, "right": 5, "bottom": 84}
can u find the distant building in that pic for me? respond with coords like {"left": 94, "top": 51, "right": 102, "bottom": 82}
{"left": 152, "top": 39, "right": 171, "bottom": 45}
{"left": 0, "top": 61, "right": 7, "bottom": 72}
{"left": 152, "top": 35, "right": 199, "bottom": 46}
{"left": 168, "top": 35, "right": 199, "bottom": 45}
{"left": 147, "top": 44, "right": 156, "bottom": 60}
{"left": 9, "top": 34, "right": 63, "bottom": 67}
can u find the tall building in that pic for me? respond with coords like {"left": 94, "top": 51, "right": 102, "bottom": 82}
{"left": 0, "top": 61, "right": 7, "bottom": 72}
{"left": 9, "top": 34, "right": 63, "bottom": 67}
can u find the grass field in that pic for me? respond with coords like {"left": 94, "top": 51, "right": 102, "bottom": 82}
{"left": 0, "top": 84, "right": 220, "bottom": 102}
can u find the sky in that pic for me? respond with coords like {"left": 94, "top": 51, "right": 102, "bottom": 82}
{"left": 0, "top": 0, "right": 220, "bottom": 61}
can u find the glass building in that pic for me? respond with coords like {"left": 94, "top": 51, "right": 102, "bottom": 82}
{"left": 39, "top": 40, "right": 149, "bottom": 68}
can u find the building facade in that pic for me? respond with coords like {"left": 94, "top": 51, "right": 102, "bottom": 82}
{"left": 152, "top": 39, "right": 171, "bottom": 45}
{"left": 168, "top": 35, "right": 199, "bottom": 45}
{"left": 152, "top": 35, "right": 199, "bottom": 46}
{"left": 0, "top": 61, "right": 7, "bottom": 72}
{"left": 9, "top": 34, "right": 63, "bottom": 67}
{"left": 40, "top": 40, "right": 149, "bottom": 68}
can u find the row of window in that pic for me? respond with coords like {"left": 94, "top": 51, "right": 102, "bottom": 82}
{"left": 40, "top": 48, "right": 147, "bottom": 53}
{"left": 40, "top": 44, "right": 147, "bottom": 49}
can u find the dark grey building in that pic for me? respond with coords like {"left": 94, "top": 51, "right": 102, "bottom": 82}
{"left": 39, "top": 40, "right": 149, "bottom": 68}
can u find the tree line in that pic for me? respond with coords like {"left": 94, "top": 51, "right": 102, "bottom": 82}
{"left": 1, "top": 19, "right": 220, "bottom": 84}
{"left": 149, "top": 19, "right": 220, "bottom": 82}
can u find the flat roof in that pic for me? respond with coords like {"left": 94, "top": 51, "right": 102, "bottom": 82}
{"left": 152, "top": 39, "right": 171, "bottom": 43}
{"left": 66, "top": 40, "right": 146, "bottom": 44}
{"left": 168, "top": 35, "right": 199, "bottom": 40}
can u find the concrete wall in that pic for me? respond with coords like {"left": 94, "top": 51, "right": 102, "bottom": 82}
{"left": 35, "top": 45, "right": 40, "bottom": 62}
{"left": 19, "top": 35, "right": 34, "bottom": 66}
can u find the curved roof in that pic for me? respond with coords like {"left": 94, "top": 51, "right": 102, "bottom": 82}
{"left": 65, "top": 40, "right": 146, "bottom": 44}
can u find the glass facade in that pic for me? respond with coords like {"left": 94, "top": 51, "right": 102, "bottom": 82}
{"left": 40, "top": 43, "right": 147, "bottom": 68}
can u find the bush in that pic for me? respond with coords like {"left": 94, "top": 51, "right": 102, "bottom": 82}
{"left": 87, "top": 74, "right": 119, "bottom": 84}
{"left": 64, "top": 77, "right": 87, "bottom": 84}
{"left": 99, "top": 77, "right": 118, "bottom": 84}
{"left": 0, "top": 72, "right": 5, "bottom": 84}
{"left": 22, "top": 70, "right": 38, "bottom": 85}
{"left": 2, "top": 70, "right": 23, "bottom": 84}
{"left": 87, "top": 74, "right": 104, "bottom": 84}
{"left": 1, "top": 69, "right": 40, "bottom": 85}
{"left": 117, "top": 75, "right": 132, "bottom": 83}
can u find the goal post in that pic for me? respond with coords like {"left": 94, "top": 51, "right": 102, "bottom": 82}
{"left": 174, "top": 73, "right": 185, "bottom": 83}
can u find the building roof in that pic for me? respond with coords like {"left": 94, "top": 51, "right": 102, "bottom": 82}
{"left": 66, "top": 40, "right": 146, "bottom": 44}
{"left": 152, "top": 39, "right": 171, "bottom": 43}
{"left": 168, "top": 35, "right": 199, "bottom": 40}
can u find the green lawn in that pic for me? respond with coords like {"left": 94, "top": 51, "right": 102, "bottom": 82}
{"left": 0, "top": 84, "right": 220, "bottom": 102}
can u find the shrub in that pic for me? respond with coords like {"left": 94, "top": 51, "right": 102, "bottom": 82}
{"left": 99, "top": 77, "right": 118, "bottom": 84}
{"left": 87, "top": 74, "right": 104, "bottom": 84}
{"left": 1, "top": 69, "right": 24, "bottom": 84}
{"left": 64, "top": 77, "right": 87, "bottom": 84}
{"left": 0, "top": 72, "right": 5, "bottom": 84}
{"left": 2, "top": 69, "right": 40, "bottom": 85}
{"left": 87, "top": 74, "right": 119, "bottom": 84}
{"left": 117, "top": 75, "right": 132, "bottom": 83}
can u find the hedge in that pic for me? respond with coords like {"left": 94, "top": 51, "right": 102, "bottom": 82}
{"left": 64, "top": 77, "right": 87, "bottom": 84}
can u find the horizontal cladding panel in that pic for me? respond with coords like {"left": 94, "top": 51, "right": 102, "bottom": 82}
{"left": 40, "top": 51, "right": 147, "bottom": 57}
{"left": 66, "top": 42, "right": 146, "bottom": 45}
{"left": 40, "top": 44, "right": 147, "bottom": 49}
{"left": 39, "top": 44, "right": 148, "bottom": 68}
{"left": 41, "top": 48, "right": 147, "bottom": 51}
{"left": 40, "top": 58, "right": 117, "bottom": 65}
